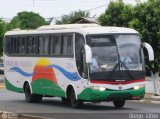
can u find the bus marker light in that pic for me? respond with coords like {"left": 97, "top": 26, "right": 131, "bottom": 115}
{"left": 134, "top": 86, "right": 140, "bottom": 90}
{"left": 99, "top": 87, "right": 106, "bottom": 91}
{"left": 134, "top": 84, "right": 145, "bottom": 90}
{"left": 91, "top": 86, "right": 106, "bottom": 91}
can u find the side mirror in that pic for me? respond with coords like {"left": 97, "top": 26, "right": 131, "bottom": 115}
{"left": 84, "top": 44, "right": 92, "bottom": 63}
{"left": 143, "top": 42, "right": 154, "bottom": 61}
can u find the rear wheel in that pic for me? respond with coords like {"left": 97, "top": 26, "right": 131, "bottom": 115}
{"left": 24, "top": 83, "right": 42, "bottom": 103}
{"left": 113, "top": 100, "right": 125, "bottom": 108}
{"left": 69, "top": 88, "right": 83, "bottom": 108}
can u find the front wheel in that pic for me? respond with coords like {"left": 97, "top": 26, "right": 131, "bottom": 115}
{"left": 113, "top": 100, "right": 125, "bottom": 108}
{"left": 24, "top": 83, "right": 42, "bottom": 103}
{"left": 69, "top": 88, "right": 83, "bottom": 108}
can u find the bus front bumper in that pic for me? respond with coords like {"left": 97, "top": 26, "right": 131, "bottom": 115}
{"left": 77, "top": 87, "right": 145, "bottom": 102}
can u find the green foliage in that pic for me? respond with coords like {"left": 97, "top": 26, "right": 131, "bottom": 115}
{"left": 98, "top": 0, "right": 134, "bottom": 27}
{"left": 0, "top": 19, "right": 8, "bottom": 56}
{"left": 0, "top": 19, "right": 5, "bottom": 38}
{"left": 9, "top": 11, "right": 46, "bottom": 30}
{"left": 55, "top": 10, "right": 90, "bottom": 24}
{"left": 129, "top": 0, "right": 160, "bottom": 70}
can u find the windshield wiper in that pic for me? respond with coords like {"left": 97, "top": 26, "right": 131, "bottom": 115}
{"left": 109, "top": 58, "right": 134, "bottom": 79}
{"left": 120, "top": 59, "right": 129, "bottom": 70}
{"left": 120, "top": 61, "right": 134, "bottom": 79}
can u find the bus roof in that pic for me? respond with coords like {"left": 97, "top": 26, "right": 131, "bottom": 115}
{"left": 5, "top": 24, "right": 139, "bottom": 36}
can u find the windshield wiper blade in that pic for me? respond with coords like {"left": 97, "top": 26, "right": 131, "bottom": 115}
{"left": 120, "top": 61, "right": 134, "bottom": 79}
{"left": 110, "top": 60, "right": 134, "bottom": 79}
{"left": 120, "top": 61, "right": 129, "bottom": 70}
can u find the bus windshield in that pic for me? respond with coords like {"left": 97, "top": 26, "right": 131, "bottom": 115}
{"left": 87, "top": 34, "right": 143, "bottom": 73}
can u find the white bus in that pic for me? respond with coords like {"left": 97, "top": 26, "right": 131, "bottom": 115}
{"left": 4, "top": 24, "right": 154, "bottom": 108}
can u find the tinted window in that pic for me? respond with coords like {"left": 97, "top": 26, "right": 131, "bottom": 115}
{"left": 5, "top": 33, "right": 74, "bottom": 57}
{"left": 18, "top": 37, "right": 26, "bottom": 54}
{"left": 38, "top": 36, "right": 49, "bottom": 55}
{"left": 50, "top": 35, "right": 61, "bottom": 55}
{"left": 62, "top": 35, "right": 73, "bottom": 56}
{"left": 12, "top": 37, "right": 17, "bottom": 54}
{"left": 27, "top": 37, "right": 33, "bottom": 54}
{"left": 5, "top": 37, "right": 11, "bottom": 54}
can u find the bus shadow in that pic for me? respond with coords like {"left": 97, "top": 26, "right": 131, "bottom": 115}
{"left": 11, "top": 98, "right": 138, "bottom": 111}
{"left": 40, "top": 98, "right": 137, "bottom": 111}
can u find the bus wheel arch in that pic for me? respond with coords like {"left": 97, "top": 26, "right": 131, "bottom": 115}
{"left": 66, "top": 85, "right": 83, "bottom": 108}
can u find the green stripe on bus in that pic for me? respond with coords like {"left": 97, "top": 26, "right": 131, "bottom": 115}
{"left": 5, "top": 78, "right": 23, "bottom": 93}
{"left": 31, "top": 79, "right": 65, "bottom": 97}
{"left": 78, "top": 87, "right": 145, "bottom": 101}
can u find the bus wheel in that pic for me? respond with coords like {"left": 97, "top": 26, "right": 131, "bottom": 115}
{"left": 24, "top": 83, "right": 42, "bottom": 103}
{"left": 113, "top": 100, "right": 125, "bottom": 108}
{"left": 61, "top": 97, "right": 69, "bottom": 104}
{"left": 69, "top": 88, "right": 83, "bottom": 108}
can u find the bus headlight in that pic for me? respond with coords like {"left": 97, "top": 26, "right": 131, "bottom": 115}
{"left": 133, "top": 84, "right": 145, "bottom": 90}
{"left": 91, "top": 86, "right": 106, "bottom": 91}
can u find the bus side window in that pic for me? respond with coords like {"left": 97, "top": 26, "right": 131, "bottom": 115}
{"left": 62, "top": 34, "right": 73, "bottom": 56}
{"left": 33, "top": 37, "right": 39, "bottom": 55}
{"left": 12, "top": 37, "right": 17, "bottom": 54}
{"left": 38, "top": 36, "right": 49, "bottom": 55}
{"left": 10, "top": 38, "right": 14, "bottom": 54}
{"left": 27, "top": 36, "right": 34, "bottom": 55}
{"left": 75, "top": 33, "right": 87, "bottom": 78}
{"left": 6, "top": 36, "right": 25, "bottom": 55}
{"left": 38, "top": 36, "right": 44, "bottom": 55}
{"left": 5, "top": 37, "right": 11, "bottom": 54}
{"left": 50, "top": 35, "right": 61, "bottom": 55}
{"left": 16, "top": 37, "right": 19, "bottom": 54}
{"left": 67, "top": 35, "right": 73, "bottom": 55}
{"left": 18, "top": 37, "right": 26, "bottom": 55}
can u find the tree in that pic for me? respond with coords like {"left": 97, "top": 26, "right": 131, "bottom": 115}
{"left": 98, "top": 0, "right": 134, "bottom": 27}
{"left": 9, "top": 11, "right": 46, "bottom": 30}
{"left": 55, "top": 10, "right": 90, "bottom": 24}
{"left": 0, "top": 19, "right": 7, "bottom": 56}
{"left": 129, "top": 0, "right": 160, "bottom": 72}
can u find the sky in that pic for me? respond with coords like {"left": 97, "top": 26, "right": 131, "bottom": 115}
{"left": 0, "top": 0, "right": 147, "bottom": 22}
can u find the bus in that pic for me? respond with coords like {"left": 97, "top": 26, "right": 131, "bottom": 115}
{"left": 4, "top": 24, "right": 154, "bottom": 108}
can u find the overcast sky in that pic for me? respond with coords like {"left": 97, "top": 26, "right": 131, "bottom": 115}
{"left": 0, "top": 0, "right": 147, "bottom": 21}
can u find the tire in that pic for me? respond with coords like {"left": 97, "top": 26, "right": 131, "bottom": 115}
{"left": 24, "top": 83, "right": 42, "bottom": 103}
{"left": 113, "top": 100, "right": 125, "bottom": 108}
{"left": 61, "top": 97, "right": 69, "bottom": 104}
{"left": 69, "top": 88, "right": 83, "bottom": 108}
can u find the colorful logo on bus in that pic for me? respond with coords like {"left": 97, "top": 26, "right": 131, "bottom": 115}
{"left": 32, "top": 58, "right": 58, "bottom": 84}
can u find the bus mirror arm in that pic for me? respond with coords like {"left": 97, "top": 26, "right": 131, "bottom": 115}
{"left": 84, "top": 44, "right": 92, "bottom": 63}
{"left": 143, "top": 42, "right": 154, "bottom": 61}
